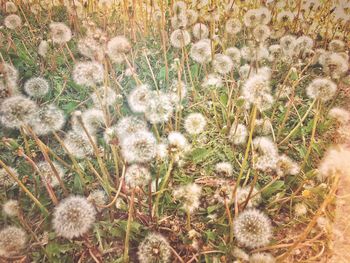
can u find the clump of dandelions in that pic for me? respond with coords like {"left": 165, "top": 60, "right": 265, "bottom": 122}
{"left": 72, "top": 61, "right": 104, "bottom": 87}
{"left": 137, "top": 233, "right": 171, "bottom": 263}
{"left": 121, "top": 130, "right": 156, "bottom": 163}
{"left": 0, "top": 95, "right": 38, "bottom": 129}
{"left": 173, "top": 183, "right": 202, "bottom": 213}
{"left": 4, "top": 14, "right": 22, "bottom": 29}
{"left": 127, "top": 84, "right": 151, "bottom": 113}
{"left": 184, "top": 113, "right": 206, "bottom": 135}
{"left": 30, "top": 104, "right": 65, "bottom": 135}
{"left": 23, "top": 77, "right": 49, "bottom": 97}
{"left": 306, "top": 78, "right": 337, "bottom": 102}
{"left": 53, "top": 196, "right": 96, "bottom": 239}
{"left": 0, "top": 167, "right": 18, "bottom": 187}
{"left": 2, "top": 199, "right": 20, "bottom": 217}
{"left": 49, "top": 22, "right": 72, "bottom": 44}
{"left": 36, "top": 161, "right": 65, "bottom": 188}
{"left": 125, "top": 164, "right": 151, "bottom": 189}
{"left": 113, "top": 116, "right": 148, "bottom": 142}
{"left": 233, "top": 208, "right": 272, "bottom": 248}
{"left": 0, "top": 226, "right": 26, "bottom": 256}
{"left": 249, "top": 252, "right": 276, "bottom": 263}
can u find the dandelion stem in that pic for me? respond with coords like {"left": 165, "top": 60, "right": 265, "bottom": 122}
{"left": 0, "top": 159, "right": 48, "bottom": 215}
{"left": 124, "top": 189, "right": 135, "bottom": 263}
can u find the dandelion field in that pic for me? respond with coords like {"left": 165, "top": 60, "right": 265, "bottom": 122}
{"left": 0, "top": 0, "right": 350, "bottom": 262}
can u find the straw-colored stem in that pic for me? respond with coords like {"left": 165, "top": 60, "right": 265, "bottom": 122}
{"left": 123, "top": 189, "right": 135, "bottom": 263}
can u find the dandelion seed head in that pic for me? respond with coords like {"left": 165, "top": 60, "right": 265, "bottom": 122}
{"left": 72, "top": 61, "right": 104, "bottom": 87}
{"left": 306, "top": 78, "right": 337, "bottom": 102}
{"left": 190, "top": 39, "right": 212, "bottom": 64}
{"left": 64, "top": 130, "right": 94, "bottom": 159}
{"left": 253, "top": 137, "right": 278, "bottom": 156}
{"left": 0, "top": 226, "right": 26, "bottom": 256}
{"left": 49, "top": 22, "right": 72, "bottom": 44}
{"left": 320, "top": 52, "right": 349, "bottom": 79}
{"left": 53, "top": 196, "right": 96, "bottom": 239}
{"left": 214, "top": 182, "right": 234, "bottom": 204}
{"left": 78, "top": 37, "right": 105, "bottom": 61}
{"left": 254, "top": 154, "right": 278, "bottom": 172}
{"left": 37, "top": 161, "right": 65, "bottom": 188}
{"left": 170, "top": 29, "right": 191, "bottom": 48}
{"left": 192, "top": 23, "right": 209, "bottom": 39}
{"left": 145, "top": 92, "right": 174, "bottom": 124}
{"left": 38, "top": 40, "right": 49, "bottom": 57}
{"left": 186, "top": 9, "right": 198, "bottom": 25}
{"left": 229, "top": 123, "right": 248, "bottom": 145}
{"left": 0, "top": 95, "right": 37, "bottom": 129}
{"left": 30, "top": 104, "right": 65, "bottom": 135}
{"left": 257, "top": 7, "right": 272, "bottom": 24}
{"left": 225, "top": 18, "right": 242, "bottom": 34}
{"left": 173, "top": 183, "right": 202, "bottom": 213}
{"left": 24, "top": 77, "right": 49, "bottom": 97}
{"left": 5, "top": 2, "right": 17, "bottom": 13}
{"left": 202, "top": 73, "right": 223, "bottom": 88}
{"left": 168, "top": 131, "right": 189, "bottom": 153}
{"left": 125, "top": 164, "right": 151, "bottom": 188}
{"left": 213, "top": 54, "right": 233, "bottom": 75}
{"left": 249, "top": 252, "right": 276, "bottom": 263}
{"left": 0, "top": 167, "right": 18, "bottom": 187}
{"left": 243, "top": 9, "right": 260, "bottom": 28}
{"left": 4, "top": 14, "right": 21, "bottom": 29}
{"left": 215, "top": 162, "right": 233, "bottom": 177}
{"left": 318, "top": 146, "right": 350, "bottom": 181}
{"left": 255, "top": 118, "right": 272, "bottom": 135}
{"left": 276, "top": 10, "right": 294, "bottom": 24}
{"left": 329, "top": 107, "right": 350, "bottom": 125}
{"left": 171, "top": 13, "right": 188, "bottom": 29}
{"left": 276, "top": 155, "right": 300, "bottom": 176}
{"left": 87, "top": 190, "right": 107, "bottom": 210}
{"left": 2, "top": 199, "right": 19, "bottom": 217}
{"left": 280, "top": 35, "right": 297, "bottom": 57}
{"left": 121, "top": 130, "right": 156, "bottom": 163}
{"left": 294, "top": 203, "right": 307, "bottom": 217}
{"left": 237, "top": 186, "right": 261, "bottom": 207}
{"left": 253, "top": 25, "right": 270, "bottom": 42}
{"left": 114, "top": 116, "right": 148, "bottom": 142}
{"left": 233, "top": 208, "right": 272, "bottom": 248}
{"left": 225, "top": 47, "right": 241, "bottom": 65}
{"left": 73, "top": 108, "right": 105, "bottom": 135}
{"left": 156, "top": 143, "right": 169, "bottom": 160}
{"left": 184, "top": 113, "right": 206, "bottom": 135}
{"left": 107, "top": 36, "right": 131, "bottom": 63}
{"left": 128, "top": 84, "right": 151, "bottom": 113}
{"left": 137, "top": 233, "right": 171, "bottom": 263}
{"left": 328, "top": 39, "right": 345, "bottom": 52}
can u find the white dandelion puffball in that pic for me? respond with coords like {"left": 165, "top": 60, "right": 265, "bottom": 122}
{"left": 190, "top": 39, "right": 212, "bottom": 64}
{"left": 184, "top": 113, "right": 207, "bottom": 135}
{"left": 121, "top": 130, "right": 157, "bottom": 163}
{"left": 125, "top": 164, "right": 151, "bottom": 188}
{"left": 173, "top": 183, "right": 202, "bottom": 213}
{"left": 128, "top": 84, "right": 151, "bottom": 113}
{"left": 36, "top": 161, "right": 65, "bottom": 188}
{"left": 24, "top": 77, "right": 49, "bottom": 97}
{"left": 2, "top": 200, "right": 20, "bottom": 217}
{"left": 215, "top": 162, "right": 233, "bottom": 177}
{"left": 249, "top": 252, "right": 276, "bottom": 263}
{"left": 107, "top": 35, "right": 131, "bottom": 63}
{"left": 0, "top": 167, "right": 18, "bottom": 187}
{"left": 72, "top": 61, "right": 104, "bottom": 87}
{"left": 53, "top": 196, "right": 96, "bottom": 239}
{"left": 306, "top": 78, "right": 337, "bottom": 102}
{"left": 0, "top": 95, "right": 38, "bottom": 129}
{"left": 170, "top": 29, "right": 191, "bottom": 48}
{"left": 229, "top": 123, "right": 248, "bottom": 145}
{"left": 0, "top": 226, "right": 26, "bottom": 256}
{"left": 4, "top": 14, "right": 22, "bottom": 29}
{"left": 192, "top": 23, "right": 209, "bottom": 39}
{"left": 233, "top": 208, "right": 272, "bottom": 248}
{"left": 63, "top": 130, "right": 95, "bottom": 159}
{"left": 137, "top": 233, "right": 171, "bottom": 263}
{"left": 145, "top": 92, "right": 174, "bottom": 124}
{"left": 213, "top": 54, "right": 234, "bottom": 75}
{"left": 30, "top": 104, "right": 65, "bottom": 135}
{"left": 49, "top": 22, "right": 72, "bottom": 44}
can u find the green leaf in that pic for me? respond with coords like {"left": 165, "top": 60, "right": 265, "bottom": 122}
{"left": 220, "top": 93, "right": 228, "bottom": 105}
{"left": 190, "top": 147, "right": 211, "bottom": 163}
{"left": 262, "top": 180, "right": 285, "bottom": 198}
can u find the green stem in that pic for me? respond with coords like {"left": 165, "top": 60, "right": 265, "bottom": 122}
{"left": 124, "top": 189, "right": 135, "bottom": 262}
